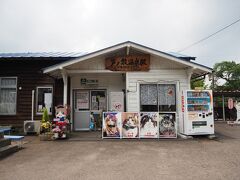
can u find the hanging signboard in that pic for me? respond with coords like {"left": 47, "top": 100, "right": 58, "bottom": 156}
{"left": 159, "top": 113, "right": 177, "bottom": 138}
{"left": 122, "top": 112, "right": 140, "bottom": 138}
{"left": 140, "top": 112, "right": 159, "bottom": 138}
{"left": 102, "top": 112, "right": 122, "bottom": 138}
{"left": 109, "top": 92, "right": 124, "bottom": 112}
{"left": 105, "top": 55, "right": 150, "bottom": 71}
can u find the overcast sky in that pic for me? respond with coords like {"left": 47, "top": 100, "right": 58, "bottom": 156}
{"left": 0, "top": 0, "right": 240, "bottom": 68}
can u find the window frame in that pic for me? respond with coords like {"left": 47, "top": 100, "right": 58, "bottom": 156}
{"left": 139, "top": 82, "right": 177, "bottom": 113}
{"left": 0, "top": 77, "right": 18, "bottom": 115}
{"left": 36, "top": 86, "right": 53, "bottom": 115}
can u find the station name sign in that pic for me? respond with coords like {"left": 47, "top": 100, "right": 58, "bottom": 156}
{"left": 105, "top": 55, "right": 150, "bottom": 71}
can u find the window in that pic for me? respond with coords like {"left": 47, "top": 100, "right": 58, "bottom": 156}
{"left": 158, "top": 84, "right": 176, "bottom": 111}
{"left": 36, "top": 87, "right": 53, "bottom": 114}
{"left": 0, "top": 77, "right": 17, "bottom": 115}
{"left": 140, "top": 84, "right": 176, "bottom": 112}
{"left": 140, "top": 84, "right": 158, "bottom": 111}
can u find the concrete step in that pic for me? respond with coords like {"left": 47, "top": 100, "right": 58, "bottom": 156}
{"left": 0, "top": 138, "right": 11, "bottom": 148}
{"left": 0, "top": 144, "right": 19, "bottom": 159}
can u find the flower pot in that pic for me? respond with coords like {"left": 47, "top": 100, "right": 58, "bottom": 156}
{"left": 39, "top": 132, "right": 53, "bottom": 141}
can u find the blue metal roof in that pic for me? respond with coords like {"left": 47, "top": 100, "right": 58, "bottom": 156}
{"left": 0, "top": 52, "right": 87, "bottom": 58}
{"left": 167, "top": 52, "right": 196, "bottom": 61}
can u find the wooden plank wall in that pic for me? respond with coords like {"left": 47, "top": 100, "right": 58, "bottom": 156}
{"left": 0, "top": 58, "right": 67, "bottom": 127}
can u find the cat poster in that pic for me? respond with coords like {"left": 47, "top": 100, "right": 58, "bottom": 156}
{"left": 140, "top": 112, "right": 159, "bottom": 138}
{"left": 102, "top": 112, "right": 122, "bottom": 138}
{"left": 159, "top": 113, "right": 177, "bottom": 138}
{"left": 122, "top": 112, "right": 140, "bottom": 138}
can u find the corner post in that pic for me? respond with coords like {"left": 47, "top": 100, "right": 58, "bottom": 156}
{"left": 60, "top": 68, "right": 68, "bottom": 106}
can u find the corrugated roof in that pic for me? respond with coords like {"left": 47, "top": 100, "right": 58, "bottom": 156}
{"left": 0, "top": 52, "right": 87, "bottom": 58}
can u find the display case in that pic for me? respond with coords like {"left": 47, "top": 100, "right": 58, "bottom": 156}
{"left": 180, "top": 90, "right": 214, "bottom": 135}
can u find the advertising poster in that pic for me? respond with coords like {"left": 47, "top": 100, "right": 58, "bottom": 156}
{"left": 102, "top": 112, "right": 121, "bottom": 138}
{"left": 76, "top": 91, "right": 89, "bottom": 109}
{"left": 122, "top": 112, "right": 140, "bottom": 138}
{"left": 109, "top": 92, "right": 124, "bottom": 112}
{"left": 159, "top": 113, "right": 177, "bottom": 138}
{"left": 140, "top": 112, "right": 159, "bottom": 138}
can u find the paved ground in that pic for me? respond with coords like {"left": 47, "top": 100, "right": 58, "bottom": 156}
{"left": 1, "top": 121, "right": 240, "bottom": 180}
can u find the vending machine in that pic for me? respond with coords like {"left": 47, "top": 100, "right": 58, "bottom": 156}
{"left": 180, "top": 90, "right": 214, "bottom": 135}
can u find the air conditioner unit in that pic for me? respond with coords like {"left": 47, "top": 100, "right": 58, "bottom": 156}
{"left": 24, "top": 121, "right": 41, "bottom": 134}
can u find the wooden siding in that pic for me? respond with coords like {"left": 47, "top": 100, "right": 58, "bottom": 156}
{"left": 0, "top": 59, "right": 66, "bottom": 127}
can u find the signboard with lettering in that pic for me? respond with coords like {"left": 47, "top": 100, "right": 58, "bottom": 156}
{"left": 81, "top": 78, "right": 98, "bottom": 86}
{"left": 105, "top": 55, "right": 150, "bottom": 71}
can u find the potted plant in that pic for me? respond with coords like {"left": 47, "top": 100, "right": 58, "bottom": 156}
{"left": 40, "top": 108, "right": 53, "bottom": 140}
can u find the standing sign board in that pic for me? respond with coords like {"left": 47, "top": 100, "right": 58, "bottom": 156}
{"left": 159, "top": 113, "right": 177, "bottom": 138}
{"left": 102, "top": 112, "right": 121, "bottom": 138}
{"left": 109, "top": 92, "right": 124, "bottom": 112}
{"left": 140, "top": 112, "right": 159, "bottom": 138}
{"left": 122, "top": 112, "right": 140, "bottom": 138}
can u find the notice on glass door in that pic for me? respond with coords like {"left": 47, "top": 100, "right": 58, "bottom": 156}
{"left": 76, "top": 91, "right": 89, "bottom": 109}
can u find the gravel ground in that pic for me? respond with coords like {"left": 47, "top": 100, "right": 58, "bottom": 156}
{"left": 0, "top": 121, "right": 240, "bottom": 180}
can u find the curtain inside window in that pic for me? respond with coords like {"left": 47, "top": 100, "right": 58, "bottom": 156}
{"left": 158, "top": 84, "right": 176, "bottom": 105}
{"left": 140, "top": 84, "right": 158, "bottom": 105}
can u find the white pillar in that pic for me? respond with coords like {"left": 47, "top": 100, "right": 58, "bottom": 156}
{"left": 186, "top": 68, "right": 194, "bottom": 89}
{"left": 61, "top": 69, "right": 68, "bottom": 105}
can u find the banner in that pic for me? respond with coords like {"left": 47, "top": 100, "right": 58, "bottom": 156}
{"left": 102, "top": 112, "right": 121, "bottom": 138}
{"left": 140, "top": 112, "right": 159, "bottom": 138}
{"left": 122, "top": 112, "right": 140, "bottom": 138}
{"left": 159, "top": 113, "right": 177, "bottom": 138}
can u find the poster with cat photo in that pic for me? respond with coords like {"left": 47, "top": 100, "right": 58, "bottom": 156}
{"left": 159, "top": 113, "right": 177, "bottom": 138}
{"left": 122, "top": 112, "right": 140, "bottom": 138}
{"left": 102, "top": 112, "right": 122, "bottom": 138}
{"left": 140, "top": 112, "right": 159, "bottom": 138}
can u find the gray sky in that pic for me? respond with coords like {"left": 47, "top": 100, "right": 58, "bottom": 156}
{"left": 0, "top": 0, "right": 240, "bottom": 68}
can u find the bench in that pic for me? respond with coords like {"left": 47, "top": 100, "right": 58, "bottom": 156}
{"left": 0, "top": 127, "right": 11, "bottom": 134}
{"left": 4, "top": 135, "right": 24, "bottom": 148}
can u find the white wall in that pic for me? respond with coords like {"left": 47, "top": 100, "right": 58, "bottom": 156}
{"left": 126, "top": 69, "right": 189, "bottom": 133}
{"left": 70, "top": 73, "right": 125, "bottom": 110}
{"left": 67, "top": 54, "right": 191, "bottom": 132}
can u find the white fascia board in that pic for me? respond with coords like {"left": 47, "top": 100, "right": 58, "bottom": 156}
{"left": 43, "top": 42, "right": 130, "bottom": 73}
{"left": 130, "top": 44, "right": 212, "bottom": 73}
{"left": 43, "top": 41, "right": 212, "bottom": 74}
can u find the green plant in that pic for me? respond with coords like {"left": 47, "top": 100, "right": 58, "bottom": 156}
{"left": 41, "top": 108, "right": 51, "bottom": 133}
{"left": 42, "top": 108, "right": 50, "bottom": 123}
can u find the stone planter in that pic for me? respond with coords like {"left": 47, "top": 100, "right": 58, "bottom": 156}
{"left": 39, "top": 132, "right": 54, "bottom": 141}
